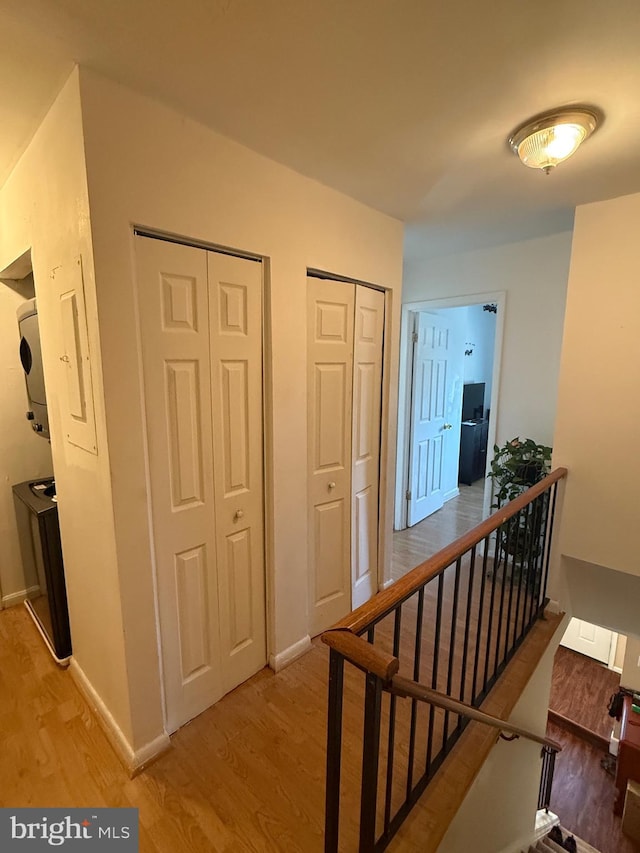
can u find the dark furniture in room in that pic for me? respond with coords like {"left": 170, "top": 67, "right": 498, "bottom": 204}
{"left": 458, "top": 419, "right": 489, "bottom": 486}
{"left": 614, "top": 695, "right": 640, "bottom": 815}
{"left": 12, "top": 478, "right": 71, "bottom": 663}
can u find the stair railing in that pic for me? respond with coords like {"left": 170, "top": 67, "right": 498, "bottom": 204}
{"left": 322, "top": 468, "right": 567, "bottom": 853}
{"left": 538, "top": 744, "right": 558, "bottom": 812}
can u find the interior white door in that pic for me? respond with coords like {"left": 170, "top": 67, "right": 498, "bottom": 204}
{"left": 207, "top": 251, "right": 267, "bottom": 694}
{"left": 407, "top": 312, "right": 454, "bottom": 526}
{"left": 561, "top": 618, "right": 615, "bottom": 665}
{"left": 351, "top": 286, "right": 384, "bottom": 610}
{"left": 308, "top": 277, "right": 355, "bottom": 636}
{"left": 136, "top": 236, "right": 266, "bottom": 733}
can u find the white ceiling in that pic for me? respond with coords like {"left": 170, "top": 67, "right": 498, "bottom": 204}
{"left": 2, "top": 0, "right": 640, "bottom": 256}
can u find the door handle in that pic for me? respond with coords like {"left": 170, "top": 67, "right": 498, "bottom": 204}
{"left": 234, "top": 509, "right": 244, "bottom": 520}
{"left": 443, "top": 423, "right": 453, "bottom": 430}
{"left": 328, "top": 482, "right": 336, "bottom": 490}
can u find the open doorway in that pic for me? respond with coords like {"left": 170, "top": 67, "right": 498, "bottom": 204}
{"left": 0, "top": 251, "right": 70, "bottom": 663}
{"left": 394, "top": 292, "right": 505, "bottom": 555}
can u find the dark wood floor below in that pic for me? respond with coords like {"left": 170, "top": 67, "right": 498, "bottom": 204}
{"left": 549, "top": 646, "right": 620, "bottom": 741}
{"left": 547, "top": 721, "right": 640, "bottom": 853}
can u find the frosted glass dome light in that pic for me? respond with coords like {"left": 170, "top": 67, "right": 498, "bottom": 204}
{"left": 509, "top": 107, "right": 600, "bottom": 174}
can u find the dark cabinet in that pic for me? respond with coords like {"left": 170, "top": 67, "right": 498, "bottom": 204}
{"left": 12, "top": 478, "right": 71, "bottom": 662}
{"left": 614, "top": 696, "right": 640, "bottom": 815}
{"left": 458, "top": 420, "right": 489, "bottom": 486}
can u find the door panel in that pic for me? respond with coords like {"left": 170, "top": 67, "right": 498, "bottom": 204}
{"left": 308, "top": 278, "right": 355, "bottom": 635}
{"left": 351, "top": 286, "right": 384, "bottom": 609}
{"left": 208, "top": 251, "right": 266, "bottom": 691}
{"left": 407, "top": 312, "right": 453, "bottom": 526}
{"left": 136, "top": 237, "right": 222, "bottom": 732}
{"left": 136, "top": 237, "right": 266, "bottom": 733}
{"left": 561, "top": 617, "right": 615, "bottom": 665}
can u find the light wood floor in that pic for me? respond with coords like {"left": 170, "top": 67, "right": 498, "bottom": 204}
{"left": 0, "top": 600, "right": 560, "bottom": 853}
{"left": 391, "top": 480, "right": 485, "bottom": 581}
{"left": 0, "top": 484, "right": 548, "bottom": 853}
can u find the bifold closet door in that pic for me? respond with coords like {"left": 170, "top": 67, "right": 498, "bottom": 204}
{"left": 351, "top": 286, "right": 384, "bottom": 610}
{"left": 207, "top": 251, "right": 266, "bottom": 694}
{"left": 308, "top": 278, "right": 385, "bottom": 634}
{"left": 307, "top": 278, "right": 355, "bottom": 636}
{"left": 136, "top": 236, "right": 266, "bottom": 733}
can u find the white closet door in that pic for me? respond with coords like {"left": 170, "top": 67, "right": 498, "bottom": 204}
{"left": 207, "top": 251, "right": 266, "bottom": 693}
{"left": 308, "top": 278, "right": 355, "bottom": 636}
{"left": 136, "top": 237, "right": 222, "bottom": 732}
{"left": 351, "top": 286, "right": 385, "bottom": 609}
{"left": 136, "top": 236, "right": 266, "bottom": 733}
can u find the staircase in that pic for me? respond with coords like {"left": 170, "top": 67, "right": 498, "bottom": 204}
{"left": 524, "top": 826, "right": 601, "bottom": 853}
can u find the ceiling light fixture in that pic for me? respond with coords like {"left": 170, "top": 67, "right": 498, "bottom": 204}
{"left": 509, "top": 106, "right": 601, "bottom": 174}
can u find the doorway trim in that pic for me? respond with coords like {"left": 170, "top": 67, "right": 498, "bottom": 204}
{"left": 395, "top": 290, "right": 506, "bottom": 531}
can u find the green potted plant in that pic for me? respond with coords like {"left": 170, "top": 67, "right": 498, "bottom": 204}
{"left": 488, "top": 437, "right": 552, "bottom": 568}
{"left": 489, "top": 437, "right": 552, "bottom": 508}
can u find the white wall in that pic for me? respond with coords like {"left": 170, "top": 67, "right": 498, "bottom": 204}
{"left": 438, "top": 624, "right": 561, "bottom": 853}
{"left": 621, "top": 635, "right": 640, "bottom": 692}
{"left": 77, "top": 70, "right": 404, "bottom": 752}
{"left": 556, "top": 556, "right": 640, "bottom": 639}
{"left": 553, "top": 192, "right": 640, "bottom": 580}
{"left": 403, "top": 231, "right": 572, "bottom": 450}
{"left": 0, "top": 71, "right": 136, "bottom": 748}
{"left": 0, "top": 278, "right": 53, "bottom": 603}
{"left": 462, "top": 303, "right": 496, "bottom": 413}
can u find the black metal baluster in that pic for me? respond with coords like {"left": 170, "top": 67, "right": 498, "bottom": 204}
{"left": 509, "top": 502, "right": 533, "bottom": 651}
{"left": 459, "top": 545, "right": 476, "bottom": 717}
{"left": 527, "top": 491, "right": 549, "bottom": 631}
{"left": 482, "top": 528, "right": 502, "bottom": 691}
{"left": 325, "top": 650, "right": 345, "bottom": 853}
{"left": 426, "top": 573, "right": 443, "bottom": 774}
{"left": 503, "top": 511, "right": 520, "bottom": 664}
{"left": 443, "top": 559, "right": 461, "bottom": 750}
{"left": 539, "top": 483, "right": 559, "bottom": 615}
{"left": 359, "top": 672, "right": 383, "bottom": 853}
{"left": 494, "top": 515, "right": 514, "bottom": 676}
{"left": 383, "top": 606, "right": 403, "bottom": 836}
{"left": 472, "top": 537, "right": 490, "bottom": 704}
{"left": 367, "top": 625, "right": 376, "bottom": 644}
{"left": 406, "top": 588, "right": 425, "bottom": 799}
{"left": 513, "top": 497, "right": 540, "bottom": 645}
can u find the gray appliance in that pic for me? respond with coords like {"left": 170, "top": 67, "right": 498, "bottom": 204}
{"left": 17, "top": 297, "right": 50, "bottom": 438}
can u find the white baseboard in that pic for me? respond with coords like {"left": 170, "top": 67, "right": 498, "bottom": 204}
{"left": 381, "top": 577, "right": 396, "bottom": 590}
{"left": 69, "top": 659, "right": 170, "bottom": 777}
{"left": 2, "top": 584, "right": 40, "bottom": 608}
{"left": 546, "top": 598, "right": 562, "bottom": 615}
{"left": 269, "top": 635, "right": 312, "bottom": 672}
{"left": 444, "top": 487, "right": 460, "bottom": 503}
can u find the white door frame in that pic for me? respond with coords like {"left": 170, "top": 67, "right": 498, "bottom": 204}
{"left": 395, "top": 291, "right": 506, "bottom": 531}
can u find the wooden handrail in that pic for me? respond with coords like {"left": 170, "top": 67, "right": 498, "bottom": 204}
{"left": 321, "top": 630, "right": 562, "bottom": 753}
{"left": 389, "top": 676, "right": 562, "bottom": 752}
{"left": 323, "top": 629, "right": 399, "bottom": 681}
{"left": 335, "top": 467, "right": 567, "bottom": 636}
